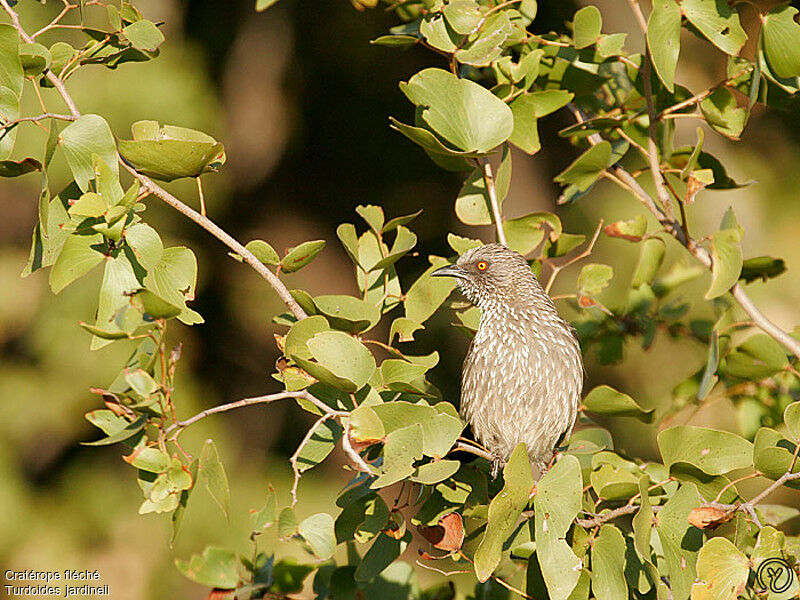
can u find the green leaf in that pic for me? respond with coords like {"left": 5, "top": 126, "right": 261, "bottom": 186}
{"left": 372, "top": 424, "right": 424, "bottom": 488}
{"left": 658, "top": 425, "right": 753, "bottom": 475}
{"left": 591, "top": 525, "right": 628, "bottom": 600}
{"left": 474, "top": 444, "right": 534, "bottom": 582}
{"left": 49, "top": 233, "right": 105, "bottom": 293}
{"left": 739, "top": 256, "right": 786, "bottom": 283}
{"left": 298, "top": 331, "right": 376, "bottom": 393}
{"left": 0, "top": 24, "right": 23, "bottom": 99}
{"left": 583, "top": 385, "right": 654, "bottom": 422}
{"left": 0, "top": 86, "right": 19, "bottom": 160}
{"left": 590, "top": 452, "right": 641, "bottom": 500}
{"left": 405, "top": 257, "right": 456, "bottom": 324}
{"left": 336, "top": 493, "right": 389, "bottom": 544}
{"left": 455, "top": 145, "right": 512, "bottom": 225}
{"left": 503, "top": 212, "right": 562, "bottom": 256}
{"left": 577, "top": 263, "right": 613, "bottom": 297}
{"left": 281, "top": 240, "right": 325, "bottom": 273}
{"left": 389, "top": 317, "right": 423, "bottom": 343}
{"left": 118, "top": 120, "right": 225, "bottom": 181}
{"left": 383, "top": 209, "right": 422, "bottom": 233}
{"left": 122, "top": 19, "right": 164, "bottom": 52}
{"left": 272, "top": 560, "right": 313, "bottom": 593}
{"left": 245, "top": 239, "right": 280, "bottom": 266}
{"left": 705, "top": 229, "right": 742, "bottom": 300}
{"left": 389, "top": 118, "right": 481, "bottom": 158}
{"left": 682, "top": 0, "right": 747, "bottom": 56}
{"left": 410, "top": 460, "right": 461, "bottom": 484}
{"left": 554, "top": 141, "right": 611, "bottom": 192}
{"left": 355, "top": 532, "right": 409, "bottom": 583}
{"left": 372, "top": 226, "right": 417, "bottom": 270}
{"left": 295, "top": 419, "right": 342, "bottom": 472}
{"left": 82, "top": 415, "right": 146, "bottom": 446}
{"left": 399, "top": 68, "right": 514, "bottom": 154}
{"left": 632, "top": 238, "right": 665, "bottom": 288}
{"left": 125, "top": 446, "right": 170, "bottom": 473}
{"left": 313, "top": 295, "right": 381, "bottom": 334}
{"left": 455, "top": 13, "right": 511, "bottom": 67}
{"left": 285, "top": 315, "right": 331, "bottom": 361}
{"left": 700, "top": 88, "right": 747, "bottom": 140}
{"left": 355, "top": 204, "right": 385, "bottom": 234}
{"left": 655, "top": 483, "right": 702, "bottom": 600}
{"left": 278, "top": 506, "right": 298, "bottom": 537}
{"left": 255, "top": 0, "right": 280, "bottom": 11}
{"left": 143, "top": 246, "right": 201, "bottom": 325}
{"left": 753, "top": 427, "right": 800, "bottom": 487}
{"left": 573, "top": 6, "right": 602, "bottom": 49}
{"left": 298, "top": 513, "right": 336, "bottom": 560}
{"left": 250, "top": 487, "right": 278, "bottom": 532}
{"left": 370, "top": 34, "right": 418, "bottom": 48}
{"left": 691, "top": 537, "right": 749, "bottom": 600}
{"left": 92, "top": 254, "right": 140, "bottom": 349}
{"left": 534, "top": 454, "right": 582, "bottom": 600}
{"left": 131, "top": 289, "right": 182, "bottom": 320}
{"left": 785, "top": 402, "right": 800, "bottom": 441}
{"left": 175, "top": 547, "right": 239, "bottom": 589}
{"left": 647, "top": 0, "right": 681, "bottom": 92}
{"left": 0, "top": 157, "right": 41, "bottom": 177}
{"left": 442, "top": 0, "right": 483, "bottom": 35}
{"left": 59, "top": 115, "right": 118, "bottom": 192}
{"left": 198, "top": 439, "right": 230, "bottom": 520}
{"left": 19, "top": 42, "right": 51, "bottom": 77}
{"left": 725, "top": 334, "right": 788, "bottom": 379}
{"left": 762, "top": 5, "right": 800, "bottom": 79}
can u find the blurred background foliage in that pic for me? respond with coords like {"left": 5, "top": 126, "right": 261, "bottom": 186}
{"left": 1, "top": 0, "right": 799, "bottom": 598}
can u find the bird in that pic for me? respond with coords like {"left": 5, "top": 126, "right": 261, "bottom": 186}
{"left": 432, "top": 243, "right": 583, "bottom": 478}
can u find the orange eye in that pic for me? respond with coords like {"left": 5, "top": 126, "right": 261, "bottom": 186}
{"left": 476, "top": 261, "right": 488, "bottom": 271}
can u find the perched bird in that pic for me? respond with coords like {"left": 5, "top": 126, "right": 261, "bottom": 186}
{"left": 433, "top": 243, "right": 583, "bottom": 477}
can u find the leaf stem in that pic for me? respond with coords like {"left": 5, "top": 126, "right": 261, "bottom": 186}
{"left": 477, "top": 155, "right": 507, "bottom": 246}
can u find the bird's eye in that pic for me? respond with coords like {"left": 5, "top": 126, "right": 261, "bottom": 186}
{"left": 476, "top": 261, "right": 488, "bottom": 271}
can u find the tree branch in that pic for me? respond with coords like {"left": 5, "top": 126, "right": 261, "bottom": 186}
{"left": 477, "top": 155, "right": 508, "bottom": 246}
{"left": 0, "top": 0, "right": 307, "bottom": 321}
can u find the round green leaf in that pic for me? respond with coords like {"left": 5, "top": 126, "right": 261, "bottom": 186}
{"left": 313, "top": 294, "right": 381, "bottom": 333}
{"left": 298, "top": 513, "right": 336, "bottom": 560}
{"left": 573, "top": 6, "right": 602, "bottom": 49}
{"left": 763, "top": 5, "right": 800, "bottom": 79}
{"left": 475, "top": 444, "right": 535, "bottom": 582}
{"left": 657, "top": 425, "right": 753, "bottom": 475}
{"left": 60, "top": 115, "right": 118, "bottom": 192}
{"left": 591, "top": 525, "right": 628, "bottom": 600}
{"left": 647, "top": 0, "right": 681, "bottom": 92}
{"left": 583, "top": 385, "right": 654, "bottom": 422}
{"left": 19, "top": 42, "right": 51, "bottom": 77}
{"left": 682, "top": 0, "right": 747, "bottom": 56}
{"left": 785, "top": 402, "right": 800, "bottom": 440}
{"left": 281, "top": 240, "right": 325, "bottom": 273}
{"left": 122, "top": 19, "right": 165, "bottom": 52}
{"left": 691, "top": 537, "right": 749, "bottom": 600}
{"left": 175, "top": 547, "right": 239, "bottom": 589}
{"left": 300, "top": 331, "right": 376, "bottom": 393}
{"left": 399, "top": 68, "right": 513, "bottom": 154}
{"left": 118, "top": 120, "right": 226, "bottom": 181}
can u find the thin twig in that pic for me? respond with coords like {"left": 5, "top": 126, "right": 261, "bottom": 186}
{"left": 0, "top": 112, "right": 76, "bottom": 130}
{"left": 290, "top": 413, "right": 337, "bottom": 507}
{"left": 477, "top": 155, "right": 508, "bottom": 246}
{"left": 640, "top": 51, "right": 675, "bottom": 219}
{"left": 166, "top": 390, "right": 342, "bottom": 434}
{"left": 341, "top": 421, "right": 374, "bottom": 474}
{"left": 544, "top": 219, "right": 604, "bottom": 294}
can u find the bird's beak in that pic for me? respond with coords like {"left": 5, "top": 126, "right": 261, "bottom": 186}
{"left": 431, "top": 264, "right": 467, "bottom": 280}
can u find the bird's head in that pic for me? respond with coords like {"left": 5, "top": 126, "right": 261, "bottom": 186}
{"left": 432, "top": 243, "right": 540, "bottom": 309}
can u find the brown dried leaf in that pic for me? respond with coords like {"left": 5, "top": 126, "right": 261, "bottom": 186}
{"left": 687, "top": 505, "right": 734, "bottom": 529}
{"left": 418, "top": 512, "right": 464, "bottom": 552}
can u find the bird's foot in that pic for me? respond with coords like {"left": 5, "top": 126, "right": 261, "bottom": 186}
{"left": 490, "top": 458, "right": 505, "bottom": 479}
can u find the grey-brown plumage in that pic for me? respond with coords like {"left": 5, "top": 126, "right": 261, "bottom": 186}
{"left": 433, "top": 244, "right": 583, "bottom": 476}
